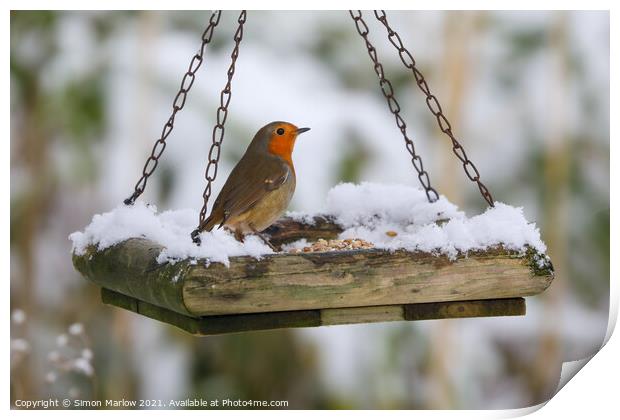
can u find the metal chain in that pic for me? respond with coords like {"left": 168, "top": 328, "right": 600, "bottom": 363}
{"left": 349, "top": 10, "right": 439, "bottom": 203}
{"left": 191, "top": 10, "right": 247, "bottom": 244}
{"left": 123, "top": 11, "right": 222, "bottom": 205}
{"left": 373, "top": 10, "right": 495, "bottom": 207}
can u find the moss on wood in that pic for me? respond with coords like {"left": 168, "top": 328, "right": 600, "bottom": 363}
{"left": 73, "top": 239, "right": 193, "bottom": 316}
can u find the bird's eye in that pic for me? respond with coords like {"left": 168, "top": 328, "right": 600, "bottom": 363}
{"left": 276, "top": 128, "right": 285, "bottom": 135}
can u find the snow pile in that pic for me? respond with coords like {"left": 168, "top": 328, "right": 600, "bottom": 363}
{"left": 69, "top": 202, "right": 273, "bottom": 267}
{"left": 320, "top": 182, "right": 546, "bottom": 258}
{"left": 70, "top": 182, "right": 547, "bottom": 267}
{"left": 325, "top": 182, "right": 462, "bottom": 227}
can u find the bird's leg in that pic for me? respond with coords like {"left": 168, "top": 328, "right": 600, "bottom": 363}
{"left": 234, "top": 229, "right": 245, "bottom": 242}
{"left": 224, "top": 226, "right": 246, "bottom": 242}
{"left": 249, "top": 224, "right": 280, "bottom": 252}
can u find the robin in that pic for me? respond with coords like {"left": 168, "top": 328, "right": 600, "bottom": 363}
{"left": 199, "top": 121, "right": 310, "bottom": 248}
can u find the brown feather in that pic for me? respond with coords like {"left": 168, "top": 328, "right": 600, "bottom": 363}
{"left": 203, "top": 151, "right": 291, "bottom": 231}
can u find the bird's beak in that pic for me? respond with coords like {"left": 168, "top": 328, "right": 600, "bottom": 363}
{"left": 296, "top": 127, "right": 311, "bottom": 134}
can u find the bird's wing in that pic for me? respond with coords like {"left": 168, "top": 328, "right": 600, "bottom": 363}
{"left": 206, "top": 156, "right": 291, "bottom": 228}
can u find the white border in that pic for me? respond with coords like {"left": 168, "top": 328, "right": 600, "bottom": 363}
{"left": 4, "top": 1, "right": 616, "bottom": 419}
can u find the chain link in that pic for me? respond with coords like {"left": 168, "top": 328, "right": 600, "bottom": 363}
{"left": 191, "top": 10, "right": 247, "bottom": 244}
{"left": 373, "top": 10, "right": 495, "bottom": 207}
{"left": 123, "top": 11, "right": 222, "bottom": 205}
{"left": 349, "top": 10, "right": 439, "bottom": 203}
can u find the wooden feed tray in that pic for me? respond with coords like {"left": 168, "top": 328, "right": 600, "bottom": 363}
{"left": 72, "top": 216, "right": 554, "bottom": 335}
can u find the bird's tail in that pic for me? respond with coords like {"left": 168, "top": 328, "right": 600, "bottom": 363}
{"left": 200, "top": 208, "right": 227, "bottom": 233}
{"left": 191, "top": 211, "right": 224, "bottom": 244}
{"left": 201, "top": 215, "right": 219, "bottom": 232}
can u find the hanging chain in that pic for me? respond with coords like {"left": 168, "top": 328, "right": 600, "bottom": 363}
{"left": 123, "top": 11, "right": 222, "bottom": 205}
{"left": 373, "top": 10, "right": 495, "bottom": 207}
{"left": 349, "top": 11, "right": 439, "bottom": 203}
{"left": 191, "top": 10, "right": 247, "bottom": 244}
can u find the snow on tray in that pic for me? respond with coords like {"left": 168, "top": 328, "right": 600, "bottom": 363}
{"left": 70, "top": 182, "right": 547, "bottom": 267}
{"left": 69, "top": 203, "right": 273, "bottom": 267}
{"left": 288, "top": 182, "right": 547, "bottom": 259}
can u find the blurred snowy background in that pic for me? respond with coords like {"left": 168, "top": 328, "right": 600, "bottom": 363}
{"left": 10, "top": 10, "right": 609, "bottom": 409}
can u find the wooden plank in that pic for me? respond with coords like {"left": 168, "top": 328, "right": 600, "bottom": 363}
{"left": 263, "top": 215, "right": 342, "bottom": 247}
{"left": 321, "top": 305, "right": 404, "bottom": 325}
{"left": 403, "top": 298, "right": 526, "bottom": 321}
{"left": 182, "top": 247, "right": 552, "bottom": 316}
{"left": 74, "top": 238, "right": 553, "bottom": 317}
{"left": 102, "top": 288, "right": 321, "bottom": 335}
{"left": 101, "top": 288, "right": 526, "bottom": 335}
{"left": 74, "top": 238, "right": 194, "bottom": 316}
